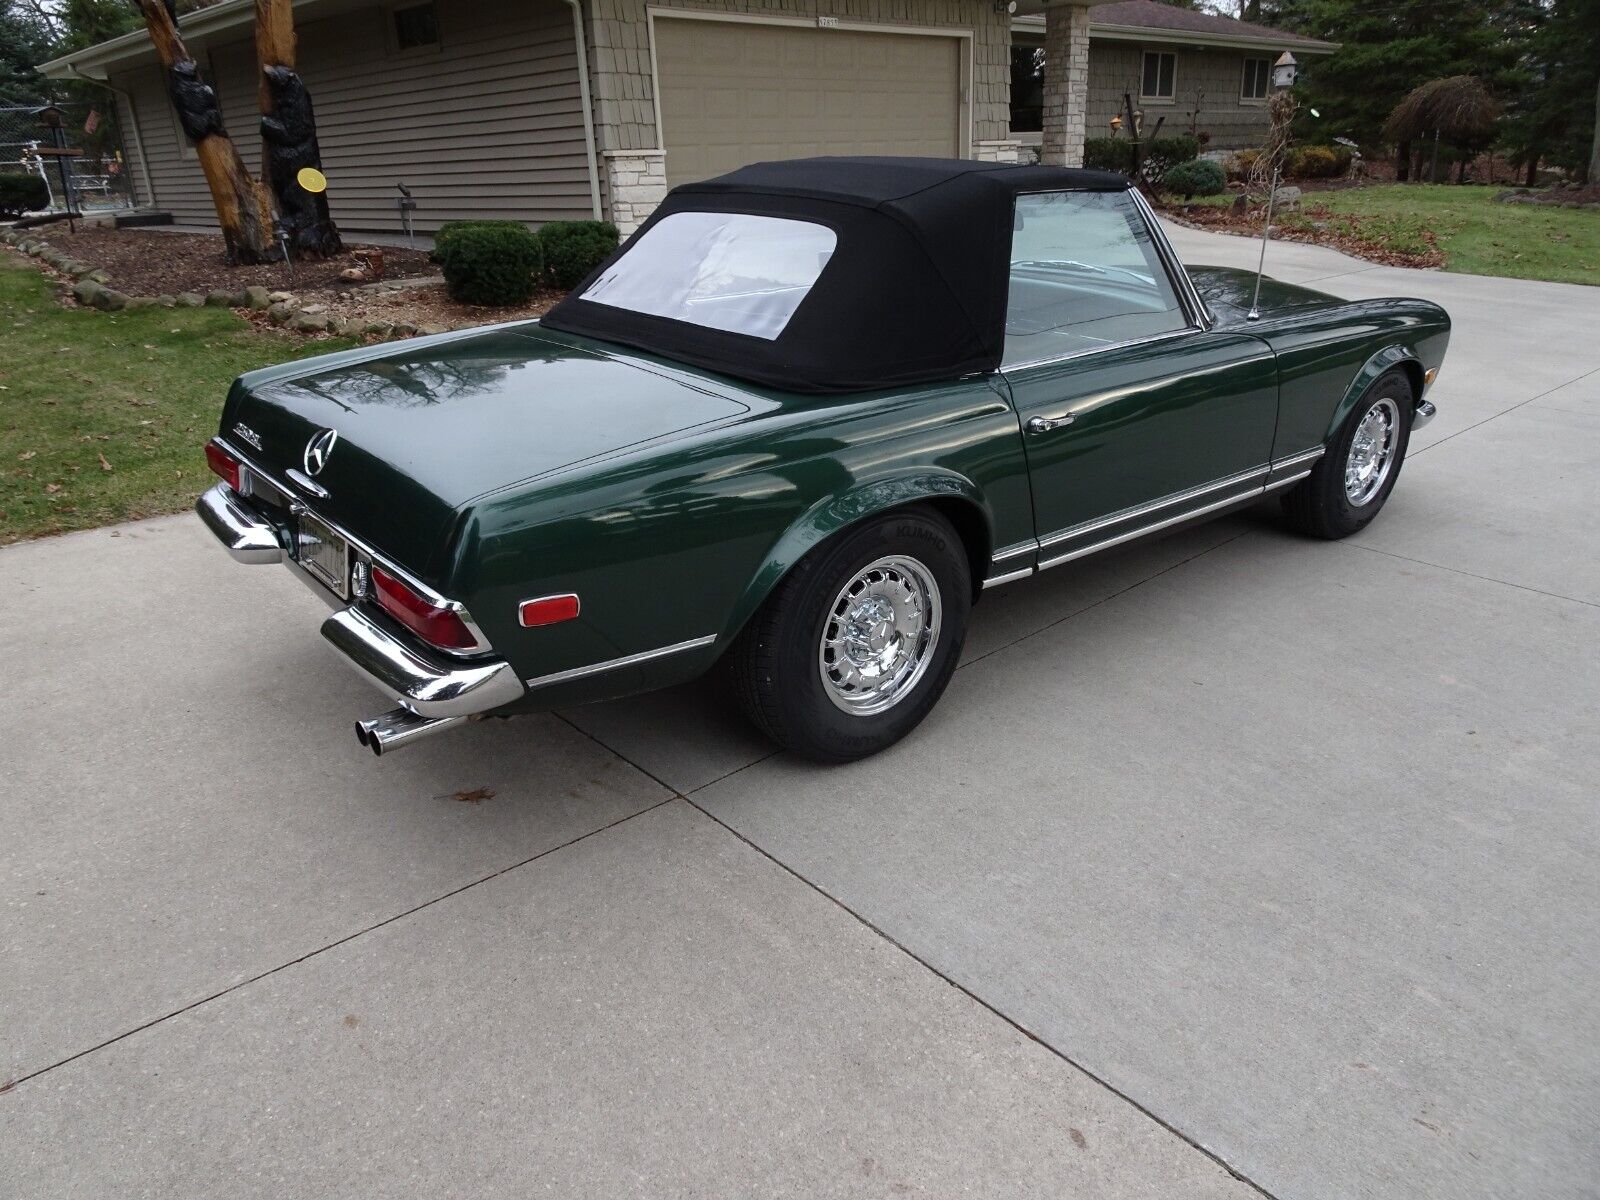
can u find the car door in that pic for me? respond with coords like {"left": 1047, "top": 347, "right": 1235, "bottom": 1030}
{"left": 999, "top": 189, "right": 1278, "bottom": 568}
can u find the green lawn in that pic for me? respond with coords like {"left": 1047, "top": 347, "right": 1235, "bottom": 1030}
{"left": 1302, "top": 185, "right": 1598, "bottom": 285}
{"left": 0, "top": 253, "right": 355, "bottom": 544}
{"left": 1181, "top": 184, "right": 1599, "bottom": 285}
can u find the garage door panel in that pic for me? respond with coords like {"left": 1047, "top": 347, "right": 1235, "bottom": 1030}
{"left": 655, "top": 19, "right": 961, "bottom": 188}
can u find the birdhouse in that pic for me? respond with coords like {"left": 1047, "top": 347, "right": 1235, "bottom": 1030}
{"left": 32, "top": 105, "right": 66, "bottom": 130}
{"left": 1271, "top": 51, "right": 1297, "bottom": 89}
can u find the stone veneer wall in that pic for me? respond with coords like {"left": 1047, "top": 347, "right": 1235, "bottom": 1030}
{"left": 582, "top": 0, "right": 1012, "bottom": 229}
{"left": 1040, "top": 4, "right": 1091, "bottom": 168}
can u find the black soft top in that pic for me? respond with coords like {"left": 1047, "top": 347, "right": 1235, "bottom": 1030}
{"left": 541, "top": 157, "right": 1131, "bottom": 394}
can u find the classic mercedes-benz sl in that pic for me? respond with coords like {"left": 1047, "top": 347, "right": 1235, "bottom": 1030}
{"left": 198, "top": 157, "right": 1448, "bottom": 761}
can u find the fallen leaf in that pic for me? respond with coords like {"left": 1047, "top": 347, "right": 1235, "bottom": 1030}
{"left": 17, "top": 451, "right": 34, "bottom": 461}
{"left": 98, "top": 452, "right": 113, "bottom": 472}
{"left": 44, "top": 483, "right": 61, "bottom": 494}
{"left": 443, "top": 787, "right": 495, "bottom": 804}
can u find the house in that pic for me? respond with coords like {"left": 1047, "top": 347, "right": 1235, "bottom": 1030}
{"left": 37, "top": 0, "right": 1332, "bottom": 239}
{"left": 1011, "top": 2, "right": 1335, "bottom": 155}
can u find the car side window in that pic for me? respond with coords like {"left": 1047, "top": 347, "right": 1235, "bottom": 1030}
{"left": 1003, "top": 190, "right": 1191, "bottom": 367}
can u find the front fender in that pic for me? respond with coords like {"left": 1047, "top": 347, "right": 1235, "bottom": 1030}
{"left": 721, "top": 468, "right": 991, "bottom": 642}
{"left": 1326, "top": 343, "right": 1425, "bottom": 442}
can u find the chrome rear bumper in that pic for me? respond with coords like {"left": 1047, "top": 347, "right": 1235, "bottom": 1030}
{"left": 197, "top": 483, "right": 524, "bottom": 724}
{"left": 196, "top": 483, "right": 284, "bottom": 564}
{"left": 1413, "top": 400, "right": 1438, "bottom": 429}
{"left": 321, "top": 607, "right": 524, "bottom": 718}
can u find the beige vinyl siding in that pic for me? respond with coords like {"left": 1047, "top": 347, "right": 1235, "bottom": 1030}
{"left": 112, "top": 0, "right": 592, "bottom": 234}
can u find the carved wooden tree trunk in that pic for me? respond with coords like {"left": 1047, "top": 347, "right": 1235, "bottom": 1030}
{"left": 255, "top": 0, "right": 342, "bottom": 257}
{"left": 132, "top": 0, "right": 274, "bottom": 264}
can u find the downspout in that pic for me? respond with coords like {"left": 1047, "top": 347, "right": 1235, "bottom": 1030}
{"left": 560, "top": 0, "right": 604, "bottom": 220}
{"left": 63, "top": 62, "right": 157, "bottom": 210}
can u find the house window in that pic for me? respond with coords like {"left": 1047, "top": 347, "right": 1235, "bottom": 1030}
{"left": 1010, "top": 44, "right": 1045, "bottom": 133}
{"left": 392, "top": 3, "right": 440, "bottom": 51}
{"left": 1140, "top": 51, "right": 1176, "bottom": 102}
{"left": 1241, "top": 58, "right": 1270, "bottom": 102}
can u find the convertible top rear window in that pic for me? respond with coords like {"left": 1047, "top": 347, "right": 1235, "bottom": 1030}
{"left": 542, "top": 157, "right": 1134, "bottom": 393}
{"left": 581, "top": 212, "right": 836, "bottom": 341}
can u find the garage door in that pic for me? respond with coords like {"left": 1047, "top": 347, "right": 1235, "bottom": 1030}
{"left": 654, "top": 19, "right": 963, "bottom": 188}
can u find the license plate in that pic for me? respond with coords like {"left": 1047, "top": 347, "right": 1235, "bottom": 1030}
{"left": 294, "top": 510, "right": 349, "bottom": 598}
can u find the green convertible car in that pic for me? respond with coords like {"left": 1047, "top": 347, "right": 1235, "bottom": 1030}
{"left": 198, "top": 157, "right": 1448, "bottom": 761}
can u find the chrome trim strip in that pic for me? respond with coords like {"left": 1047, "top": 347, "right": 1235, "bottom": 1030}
{"left": 990, "top": 540, "right": 1039, "bottom": 563}
{"left": 983, "top": 566, "right": 1036, "bottom": 589}
{"left": 1036, "top": 464, "right": 1270, "bottom": 550}
{"left": 1270, "top": 446, "right": 1325, "bottom": 472}
{"left": 1262, "top": 469, "right": 1312, "bottom": 491}
{"left": 1001, "top": 326, "right": 1198, "bottom": 375}
{"left": 1129, "top": 186, "right": 1213, "bottom": 330}
{"left": 1039, "top": 486, "right": 1262, "bottom": 571}
{"left": 525, "top": 635, "right": 718, "bottom": 690}
{"left": 285, "top": 467, "right": 329, "bottom": 499}
{"left": 322, "top": 606, "right": 525, "bottom": 719}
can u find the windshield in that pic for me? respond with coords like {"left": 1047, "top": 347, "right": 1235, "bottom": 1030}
{"left": 580, "top": 211, "right": 837, "bottom": 340}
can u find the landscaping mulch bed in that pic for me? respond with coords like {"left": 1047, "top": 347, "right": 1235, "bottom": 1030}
{"left": 38, "top": 226, "right": 436, "bottom": 297}
{"left": 1161, "top": 197, "right": 1447, "bottom": 270}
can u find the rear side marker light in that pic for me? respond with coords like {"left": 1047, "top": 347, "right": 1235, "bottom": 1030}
{"left": 205, "top": 442, "right": 241, "bottom": 491}
{"left": 519, "top": 594, "right": 581, "bottom": 628}
{"left": 370, "top": 566, "right": 480, "bottom": 652}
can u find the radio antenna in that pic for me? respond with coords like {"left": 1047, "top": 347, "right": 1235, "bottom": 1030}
{"left": 1246, "top": 167, "right": 1280, "bottom": 322}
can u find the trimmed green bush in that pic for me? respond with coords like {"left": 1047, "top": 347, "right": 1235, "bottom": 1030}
{"left": 1081, "top": 135, "right": 1200, "bottom": 184}
{"left": 1162, "top": 158, "right": 1227, "bottom": 199}
{"left": 537, "top": 219, "right": 619, "bottom": 289}
{"left": 432, "top": 219, "right": 528, "bottom": 263}
{"left": 439, "top": 222, "right": 542, "bottom": 306}
{"left": 0, "top": 173, "right": 50, "bottom": 219}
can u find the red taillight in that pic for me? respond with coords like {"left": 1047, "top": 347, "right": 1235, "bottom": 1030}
{"left": 370, "top": 566, "right": 480, "bottom": 652}
{"left": 205, "top": 442, "right": 241, "bottom": 491}
{"left": 519, "top": 593, "right": 581, "bottom": 628}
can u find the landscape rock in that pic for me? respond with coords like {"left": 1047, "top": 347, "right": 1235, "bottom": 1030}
{"left": 157, "top": 294, "right": 177, "bottom": 307}
{"left": 205, "top": 289, "right": 234, "bottom": 307}
{"left": 86, "top": 269, "right": 109, "bottom": 284}
{"left": 391, "top": 322, "right": 419, "bottom": 338}
{"left": 1275, "top": 185, "right": 1303, "bottom": 213}
{"left": 416, "top": 323, "right": 448, "bottom": 336}
{"left": 92, "top": 288, "right": 129, "bottom": 312}
{"left": 289, "top": 313, "right": 331, "bottom": 333}
{"left": 72, "top": 279, "right": 106, "bottom": 306}
{"left": 362, "top": 320, "right": 394, "bottom": 337}
{"left": 267, "top": 290, "right": 294, "bottom": 304}
{"left": 242, "top": 285, "right": 271, "bottom": 310}
{"left": 175, "top": 291, "right": 204, "bottom": 307}
{"left": 267, "top": 301, "right": 295, "bottom": 324}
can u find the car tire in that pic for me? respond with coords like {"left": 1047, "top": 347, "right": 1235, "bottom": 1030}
{"left": 1283, "top": 368, "right": 1414, "bottom": 540}
{"left": 729, "top": 508, "right": 972, "bottom": 762}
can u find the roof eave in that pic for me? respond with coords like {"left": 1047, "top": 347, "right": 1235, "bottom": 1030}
{"left": 1012, "top": 13, "right": 1337, "bottom": 55}
{"left": 37, "top": 0, "right": 260, "bottom": 80}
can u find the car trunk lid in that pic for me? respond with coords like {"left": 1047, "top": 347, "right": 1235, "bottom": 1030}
{"left": 222, "top": 326, "right": 749, "bottom": 579}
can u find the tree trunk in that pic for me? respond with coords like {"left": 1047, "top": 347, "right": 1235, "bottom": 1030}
{"left": 255, "top": 0, "right": 341, "bottom": 257}
{"left": 1525, "top": 156, "right": 1538, "bottom": 187}
{"left": 132, "top": 0, "right": 273, "bottom": 264}
{"left": 1589, "top": 73, "right": 1600, "bottom": 184}
{"left": 1396, "top": 139, "right": 1411, "bottom": 181}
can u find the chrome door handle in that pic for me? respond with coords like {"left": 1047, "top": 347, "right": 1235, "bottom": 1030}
{"left": 1026, "top": 414, "right": 1074, "bottom": 434}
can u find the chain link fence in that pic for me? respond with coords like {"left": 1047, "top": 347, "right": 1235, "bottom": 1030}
{"left": 2, "top": 100, "right": 136, "bottom": 214}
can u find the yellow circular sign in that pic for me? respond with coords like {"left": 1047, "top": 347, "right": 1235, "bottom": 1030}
{"left": 296, "top": 167, "right": 328, "bottom": 194}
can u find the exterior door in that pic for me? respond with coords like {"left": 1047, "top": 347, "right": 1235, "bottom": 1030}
{"left": 998, "top": 190, "right": 1278, "bottom": 565}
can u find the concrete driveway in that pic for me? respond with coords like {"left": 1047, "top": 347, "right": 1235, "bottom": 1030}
{"left": 3, "top": 226, "right": 1597, "bottom": 1199}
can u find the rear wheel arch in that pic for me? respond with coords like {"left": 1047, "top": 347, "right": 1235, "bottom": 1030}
{"left": 721, "top": 476, "right": 995, "bottom": 647}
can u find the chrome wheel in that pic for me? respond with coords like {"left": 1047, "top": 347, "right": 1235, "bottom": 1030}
{"left": 1345, "top": 397, "right": 1401, "bottom": 507}
{"left": 818, "top": 555, "right": 941, "bottom": 716}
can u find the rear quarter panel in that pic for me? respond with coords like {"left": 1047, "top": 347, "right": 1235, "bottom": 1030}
{"left": 450, "top": 377, "right": 1030, "bottom": 711}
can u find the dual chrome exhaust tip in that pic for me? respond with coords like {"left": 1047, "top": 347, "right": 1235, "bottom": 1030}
{"left": 354, "top": 707, "right": 467, "bottom": 756}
